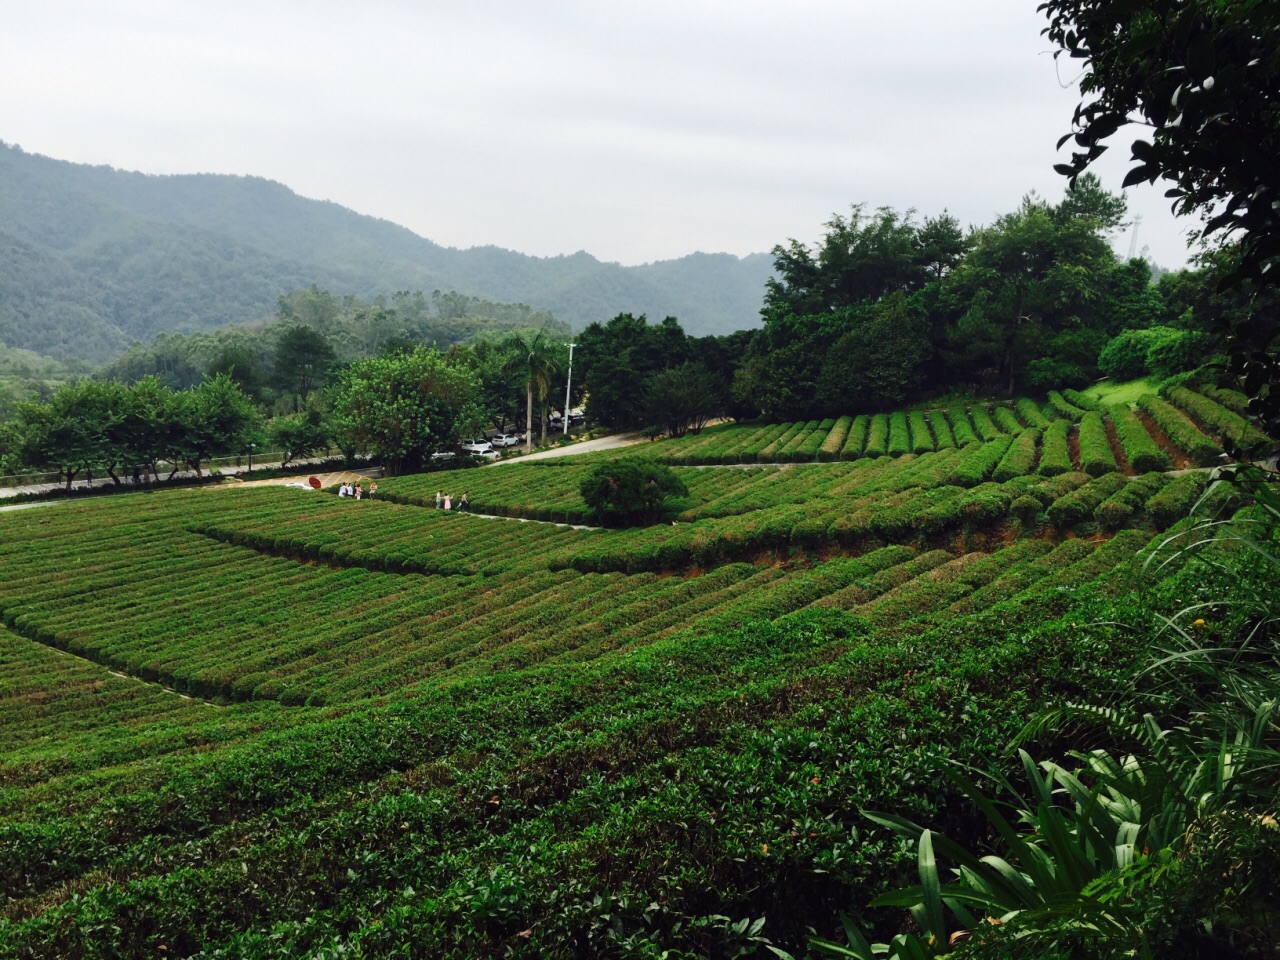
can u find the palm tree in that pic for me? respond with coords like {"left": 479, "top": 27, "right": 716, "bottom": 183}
{"left": 501, "top": 331, "right": 561, "bottom": 453}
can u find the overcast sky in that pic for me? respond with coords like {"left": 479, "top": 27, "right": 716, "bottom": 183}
{"left": 2, "top": 0, "right": 1196, "bottom": 270}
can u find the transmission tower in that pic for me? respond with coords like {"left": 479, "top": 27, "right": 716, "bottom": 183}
{"left": 1125, "top": 214, "right": 1143, "bottom": 261}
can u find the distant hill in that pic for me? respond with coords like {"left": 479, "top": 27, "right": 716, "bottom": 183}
{"left": 0, "top": 143, "right": 772, "bottom": 363}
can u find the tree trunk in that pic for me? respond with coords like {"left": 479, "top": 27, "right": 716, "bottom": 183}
{"left": 525, "top": 381, "right": 533, "bottom": 453}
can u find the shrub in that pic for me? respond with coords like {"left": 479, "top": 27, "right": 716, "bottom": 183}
{"left": 579, "top": 459, "right": 689, "bottom": 526}
{"left": 1047, "top": 390, "right": 1085, "bottom": 421}
{"left": 887, "top": 412, "right": 912, "bottom": 457}
{"left": 908, "top": 411, "right": 934, "bottom": 454}
{"left": 1015, "top": 398, "right": 1050, "bottom": 428}
{"left": 1046, "top": 472, "right": 1127, "bottom": 527}
{"left": 947, "top": 406, "right": 978, "bottom": 444}
{"left": 1109, "top": 404, "right": 1171, "bottom": 473}
{"left": 930, "top": 413, "right": 955, "bottom": 449}
{"left": 1145, "top": 472, "right": 1209, "bottom": 528}
{"left": 1147, "top": 330, "right": 1220, "bottom": 379}
{"left": 864, "top": 414, "right": 890, "bottom": 457}
{"left": 840, "top": 415, "right": 868, "bottom": 460}
{"left": 1011, "top": 494, "right": 1043, "bottom": 526}
{"left": 1037, "top": 419, "right": 1073, "bottom": 476}
{"left": 1167, "top": 386, "right": 1272, "bottom": 456}
{"left": 1078, "top": 411, "right": 1118, "bottom": 477}
{"left": 945, "top": 437, "right": 1012, "bottom": 487}
{"left": 1137, "top": 394, "right": 1221, "bottom": 466}
{"left": 818, "top": 416, "right": 852, "bottom": 462}
{"left": 1201, "top": 385, "right": 1249, "bottom": 415}
{"left": 993, "top": 406, "right": 1023, "bottom": 434}
{"left": 1063, "top": 387, "right": 1101, "bottom": 412}
{"left": 969, "top": 405, "right": 1003, "bottom": 441}
{"left": 1093, "top": 472, "right": 1167, "bottom": 531}
{"left": 992, "top": 429, "right": 1041, "bottom": 483}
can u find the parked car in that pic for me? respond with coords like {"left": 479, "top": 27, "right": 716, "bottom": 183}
{"left": 460, "top": 439, "right": 495, "bottom": 455}
{"left": 491, "top": 433, "right": 523, "bottom": 448}
{"left": 430, "top": 451, "right": 456, "bottom": 462}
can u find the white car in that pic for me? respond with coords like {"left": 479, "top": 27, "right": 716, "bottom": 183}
{"left": 460, "top": 439, "right": 495, "bottom": 455}
{"left": 491, "top": 433, "right": 523, "bottom": 448}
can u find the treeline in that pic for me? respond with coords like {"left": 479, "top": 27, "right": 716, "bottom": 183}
{"left": 569, "top": 176, "right": 1272, "bottom": 434}
{"left": 731, "top": 176, "right": 1275, "bottom": 420}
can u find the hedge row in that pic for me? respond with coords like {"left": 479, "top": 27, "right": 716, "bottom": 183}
{"left": 947, "top": 406, "right": 978, "bottom": 445}
{"left": 908, "top": 411, "right": 934, "bottom": 454}
{"left": 969, "top": 405, "right": 1003, "bottom": 441}
{"left": 930, "top": 413, "right": 956, "bottom": 449}
{"left": 864, "top": 414, "right": 890, "bottom": 457}
{"left": 1137, "top": 394, "right": 1221, "bottom": 465}
{"left": 992, "top": 429, "right": 1041, "bottom": 483}
{"left": 1094, "top": 471, "right": 1169, "bottom": 531}
{"left": 1109, "top": 404, "right": 1172, "bottom": 473}
{"left": 1078, "top": 411, "right": 1118, "bottom": 477}
{"left": 1063, "top": 387, "right": 1102, "bottom": 411}
{"left": 1168, "top": 386, "right": 1271, "bottom": 455}
{"left": 1047, "top": 390, "right": 1085, "bottom": 421}
{"left": 888, "top": 412, "right": 912, "bottom": 457}
{"left": 1014, "top": 398, "right": 1050, "bottom": 429}
{"left": 993, "top": 406, "right": 1023, "bottom": 434}
{"left": 1037, "top": 419, "right": 1074, "bottom": 476}
{"left": 1046, "top": 471, "right": 1128, "bottom": 527}
{"left": 818, "top": 416, "right": 853, "bottom": 461}
{"left": 1200, "top": 385, "right": 1249, "bottom": 415}
{"left": 945, "top": 438, "right": 1012, "bottom": 487}
{"left": 840, "top": 415, "right": 869, "bottom": 460}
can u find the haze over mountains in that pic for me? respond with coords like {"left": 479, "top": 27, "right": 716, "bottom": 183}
{"left": 0, "top": 143, "right": 772, "bottom": 364}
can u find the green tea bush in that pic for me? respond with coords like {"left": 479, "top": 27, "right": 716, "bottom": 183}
{"left": 1046, "top": 471, "right": 1127, "bottom": 527}
{"left": 1015, "top": 397, "right": 1050, "bottom": 428}
{"left": 1094, "top": 471, "right": 1168, "bottom": 531}
{"left": 864, "top": 414, "right": 890, "bottom": 457}
{"left": 993, "top": 406, "right": 1023, "bottom": 434}
{"left": 840, "top": 415, "right": 868, "bottom": 460}
{"left": 818, "top": 416, "right": 852, "bottom": 462}
{"left": 1078, "top": 412, "right": 1118, "bottom": 477}
{"left": 1063, "top": 387, "right": 1102, "bottom": 411}
{"left": 907, "top": 411, "right": 934, "bottom": 454}
{"left": 947, "top": 406, "right": 978, "bottom": 445}
{"left": 929, "top": 413, "right": 955, "bottom": 449}
{"left": 887, "top": 412, "right": 912, "bottom": 457}
{"left": 1047, "top": 390, "right": 1085, "bottom": 421}
{"left": 969, "top": 405, "right": 1003, "bottom": 441}
{"left": 1201, "top": 385, "right": 1249, "bottom": 415}
{"left": 1109, "top": 404, "right": 1172, "bottom": 473}
{"left": 1167, "top": 386, "right": 1271, "bottom": 456}
{"left": 1037, "top": 419, "right": 1073, "bottom": 476}
{"left": 992, "top": 428, "right": 1041, "bottom": 483}
{"left": 945, "top": 437, "right": 1012, "bottom": 487}
{"left": 1137, "top": 394, "right": 1221, "bottom": 466}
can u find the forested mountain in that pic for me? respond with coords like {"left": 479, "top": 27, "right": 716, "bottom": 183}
{"left": 0, "top": 143, "right": 771, "bottom": 362}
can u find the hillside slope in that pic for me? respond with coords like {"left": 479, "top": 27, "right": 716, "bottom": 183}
{"left": 0, "top": 143, "right": 772, "bottom": 361}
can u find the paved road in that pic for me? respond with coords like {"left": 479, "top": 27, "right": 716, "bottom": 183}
{"left": 488, "top": 431, "right": 646, "bottom": 465}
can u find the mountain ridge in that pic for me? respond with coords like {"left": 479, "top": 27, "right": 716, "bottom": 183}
{"left": 0, "top": 142, "right": 771, "bottom": 362}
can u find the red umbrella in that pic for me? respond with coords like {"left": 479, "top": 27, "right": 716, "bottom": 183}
{"left": 308, "top": 477, "right": 322, "bottom": 489}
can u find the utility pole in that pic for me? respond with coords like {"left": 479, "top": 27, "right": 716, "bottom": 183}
{"left": 563, "top": 343, "right": 577, "bottom": 436}
{"left": 1125, "top": 214, "right": 1143, "bottom": 261}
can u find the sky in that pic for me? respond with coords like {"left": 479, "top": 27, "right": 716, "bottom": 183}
{"left": 1, "top": 0, "right": 1197, "bottom": 270}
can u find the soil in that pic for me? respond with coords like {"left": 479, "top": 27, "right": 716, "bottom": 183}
{"left": 1067, "top": 424, "right": 1083, "bottom": 472}
{"left": 1103, "top": 415, "right": 1132, "bottom": 475}
{"left": 1134, "top": 407, "right": 1192, "bottom": 470}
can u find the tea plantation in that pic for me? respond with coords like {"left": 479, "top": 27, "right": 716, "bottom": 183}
{"left": 0, "top": 389, "right": 1273, "bottom": 958}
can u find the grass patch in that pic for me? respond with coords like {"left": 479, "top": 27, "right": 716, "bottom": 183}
{"left": 1077, "top": 378, "right": 1160, "bottom": 407}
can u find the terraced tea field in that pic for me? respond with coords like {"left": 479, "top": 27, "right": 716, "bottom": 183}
{"left": 0, "top": 389, "right": 1266, "bottom": 958}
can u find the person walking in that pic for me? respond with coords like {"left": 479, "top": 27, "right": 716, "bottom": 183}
{"left": 444, "top": 493, "right": 452, "bottom": 511}
{"left": 459, "top": 493, "right": 469, "bottom": 512}
{"left": 369, "top": 481, "right": 377, "bottom": 500}
{"left": 355, "top": 483, "right": 363, "bottom": 500}
{"left": 435, "top": 490, "right": 442, "bottom": 509}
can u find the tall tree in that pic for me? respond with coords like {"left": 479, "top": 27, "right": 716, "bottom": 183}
{"left": 273, "top": 325, "right": 335, "bottom": 411}
{"left": 501, "top": 330, "right": 561, "bottom": 452}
